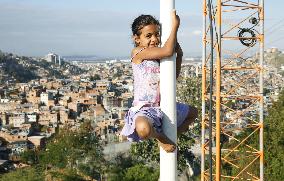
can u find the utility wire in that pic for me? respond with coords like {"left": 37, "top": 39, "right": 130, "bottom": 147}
{"left": 266, "top": 35, "right": 284, "bottom": 47}
{"left": 265, "top": 18, "right": 284, "bottom": 37}
{"left": 265, "top": 19, "right": 284, "bottom": 46}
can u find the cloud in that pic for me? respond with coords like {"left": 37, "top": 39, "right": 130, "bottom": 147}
{"left": 192, "top": 30, "right": 202, "bottom": 36}
{"left": 0, "top": 1, "right": 204, "bottom": 57}
{"left": 0, "top": 2, "right": 137, "bottom": 56}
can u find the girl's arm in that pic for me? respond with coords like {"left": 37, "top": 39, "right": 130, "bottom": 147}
{"left": 176, "top": 42, "right": 183, "bottom": 78}
{"left": 133, "top": 10, "right": 180, "bottom": 63}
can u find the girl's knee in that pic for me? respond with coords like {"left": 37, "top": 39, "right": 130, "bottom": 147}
{"left": 135, "top": 116, "right": 152, "bottom": 139}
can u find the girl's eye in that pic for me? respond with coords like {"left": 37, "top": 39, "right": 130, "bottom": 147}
{"left": 146, "top": 34, "right": 151, "bottom": 38}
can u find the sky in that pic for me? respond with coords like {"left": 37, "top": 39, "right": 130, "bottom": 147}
{"left": 0, "top": 0, "right": 283, "bottom": 58}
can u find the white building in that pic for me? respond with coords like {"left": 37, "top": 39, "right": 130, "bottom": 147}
{"left": 45, "top": 53, "right": 61, "bottom": 66}
{"left": 27, "top": 114, "right": 37, "bottom": 123}
{"left": 40, "top": 92, "right": 53, "bottom": 106}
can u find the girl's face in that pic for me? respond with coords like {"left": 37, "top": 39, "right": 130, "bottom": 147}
{"left": 135, "top": 24, "right": 160, "bottom": 48}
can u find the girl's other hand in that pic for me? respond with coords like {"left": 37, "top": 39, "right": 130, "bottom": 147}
{"left": 176, "top": 42, "right": 183, "bottom": 57}
{"left": 172, "top": 9, "right": 180, "bottom": 29}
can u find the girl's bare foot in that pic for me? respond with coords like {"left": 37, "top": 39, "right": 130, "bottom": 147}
{"left": 150, "top": 126, "right": 176, "bottom": 153}
{"left": 157, "top": 135, "right": 176, "bottom": 153}
{"left": 158, "top": 140, "right": 176, "bottom": 152}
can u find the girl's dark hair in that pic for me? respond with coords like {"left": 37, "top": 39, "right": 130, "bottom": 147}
{"left": 131, "top": 15, "right": 160, "bottom": 36}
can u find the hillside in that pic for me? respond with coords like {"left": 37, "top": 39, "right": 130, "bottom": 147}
{"left": 265, "top": 49, "right": 284, "bottom": 67}
{"left": 0, "top": 51, "right": 85, "bottom": 84}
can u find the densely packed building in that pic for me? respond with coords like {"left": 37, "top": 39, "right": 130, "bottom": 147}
{"left": 0, "top": 50, "right": 283, "bottom": 171}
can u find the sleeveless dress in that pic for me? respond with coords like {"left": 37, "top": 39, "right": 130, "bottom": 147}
{"left": 120, "top": 48, "right": 190, "bottom": 142}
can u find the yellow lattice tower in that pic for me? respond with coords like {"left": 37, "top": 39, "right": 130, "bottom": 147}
{"left": 201, "top": 0, "right": 264, "bottom": 180}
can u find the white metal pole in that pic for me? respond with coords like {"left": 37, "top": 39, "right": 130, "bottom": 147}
{"left": 160, "top": 0, "right": 177, "bottom": 181}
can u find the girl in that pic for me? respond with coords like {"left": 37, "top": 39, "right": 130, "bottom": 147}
{"left": 121, "top": 10, "right": 198, "bottom": 153}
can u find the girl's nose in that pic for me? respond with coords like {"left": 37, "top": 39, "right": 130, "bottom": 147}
{"left": 151, "top": 36, "right": 159, "bottom": 43}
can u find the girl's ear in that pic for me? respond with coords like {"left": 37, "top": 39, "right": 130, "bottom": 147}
{"left": 133, "top": 35, "right": 140, "bottom": 46}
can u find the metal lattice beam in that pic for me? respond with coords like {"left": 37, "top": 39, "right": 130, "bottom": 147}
{"left": 201, "top": 0, "right": 264, "bottom": 180}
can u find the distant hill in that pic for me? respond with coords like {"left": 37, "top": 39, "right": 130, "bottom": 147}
{"left": 0, "top": 50, "right": 86, "bottom": 84}
{"left": 63, "top": 55, "right": 101, "bottom": 61}
{"left": 62, "top": 55, "right": 130, "bottom": 63}
{"left": 265, "top": 49, "right": 284, "bottom": 67}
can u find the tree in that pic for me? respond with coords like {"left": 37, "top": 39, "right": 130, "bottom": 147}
{"left": 90, "top": 74, "right": 101, "bottom": 81}
{"left": 107, "top": 154, "right": 159, "bottom": 181}
{"left": 264, "top": 90, "right": 284, "bottom": 180}
{"left": 1, "top": 122, "right": 105, "bottom": 181}
{"left": 20, "top": 149, "right": 38, "bottom": 165}
{"left": 45, "top": 168, "right": 86, "bottom": 181}
{"left": 0, "top": 167, "right": 44, "bottom": 181}
{"left": 107, "top": 154, "right": 139, "bottom": 181}
{"left": 123, "top": 164, "right": 159, "bottom": 181}
{"left": 177, "top": 76, "right": 202, "bottom": 109}
{"left": 39, "top": 120, "right": 105, "bottom": 178}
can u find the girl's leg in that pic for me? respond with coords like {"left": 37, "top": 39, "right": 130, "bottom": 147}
{"left": 135, "top": 116, "right": 176, "bottom": 153}
{"left": 177, "top": 106, "right": 198, "bottom": 135}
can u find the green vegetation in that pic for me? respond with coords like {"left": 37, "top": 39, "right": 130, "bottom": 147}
{"left": 107, "top": 154, "right": 159, "bottom": 181}
{"left": 90, "top": 74, "right": 101, "bottom": 81}
{"left": 41, "top": 121, "right": 105, "bottom": 179}
{"left": 123, "top": 164, "right": 159, "bottom": 181}
{"left": 177, "top": 76, "right": 202, "bottom": 109}
{"left": 0, "top": 167, "right": 44, "bottom": 181}
{"left": 0, "top": 53, "right": 39, "bottom": 83}
{"left": 263, "top": 90, "right": 284, "bottom": 180}
{"left": 0, "top": 121, "right": 104, "bottom": 181}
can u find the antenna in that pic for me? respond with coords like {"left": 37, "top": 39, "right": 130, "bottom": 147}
{"left": 202, "top": 0, "right": 264, "bottom": 180}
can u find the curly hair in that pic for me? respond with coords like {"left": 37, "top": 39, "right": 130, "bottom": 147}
{"left": 131, "top": 15, "right": 160, "bottom": 36}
